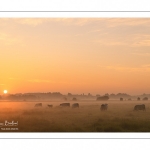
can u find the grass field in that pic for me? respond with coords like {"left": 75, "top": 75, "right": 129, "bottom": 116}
{"left": 0, "top": 100, "right": 150, "bottom": 132}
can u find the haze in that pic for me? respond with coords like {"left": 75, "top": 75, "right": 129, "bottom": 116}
{"left": 0, "top": 18, "right": 150, "bottom": 95}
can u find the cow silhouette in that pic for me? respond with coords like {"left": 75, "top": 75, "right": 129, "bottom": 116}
{"left": 134, "top": 104, "right": 145, "bottom": 111}
{"left": 72, "top": 103, "right": 79, "bottom": 108}
{"left": 60, "top": 103, "right": 70, "bottom": 107}
{"left": 35, "top": 103, "right": 42, "bottom": 107}
{"left": 47, "top": 104, "right": 53, "bottom": 108}
{"left": 120, "top": 98, "right": 123, "bottom": 101}
{"left": 100, "top": 104, "right": 108, "bottom": 111}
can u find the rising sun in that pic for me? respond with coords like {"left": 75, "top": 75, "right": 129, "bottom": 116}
{"left": 4, "top": 90, "right": 8, "bottom": 94}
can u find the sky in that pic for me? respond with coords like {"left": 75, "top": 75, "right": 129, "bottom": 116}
{"left": 0, "top": 18, "right": 150, "bottom": 95}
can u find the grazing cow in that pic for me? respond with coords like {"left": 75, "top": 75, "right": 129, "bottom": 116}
{"left": 35, "top": 103, "right": 42, "bottom": 107}
{"left": 72, "top": 103, "right": 79, "bottom": 108}
{"left": 47, "top": 104, "right": 53, "bottom": 108}
{"left": 137, "top": 97, "right": 141, "bottom": 101}
{"left": 60, "top": 103, "right": 70, "bottom": 107}
{"left": 134, "top": 104, "right": 146, "bottom": 111}
{"left": 72, "top": 97, "right": 77, "bottom": 101}
{"left": 100, "top": 104, "right": 108, "bottom": 111}
{"left": 120, "top": 98, "right": 123, "bottom": 101}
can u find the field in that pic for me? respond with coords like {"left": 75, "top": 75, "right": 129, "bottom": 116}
{"left": 0, "top": 100, "right": 150, "bottom": 132}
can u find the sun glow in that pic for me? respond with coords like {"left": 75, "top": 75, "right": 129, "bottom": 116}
{"left": 4, "top": 90, "right": 8, "bottom": 94}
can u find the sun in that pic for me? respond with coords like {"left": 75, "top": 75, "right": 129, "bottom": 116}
{"left": 3, "top": 90, "right": 8, "bottom": 94}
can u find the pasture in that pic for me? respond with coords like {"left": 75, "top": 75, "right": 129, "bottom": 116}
{"left": 0, "top": 100, "right": 150, "bottom": 132}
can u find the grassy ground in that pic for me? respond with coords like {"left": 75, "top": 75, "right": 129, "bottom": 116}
{"left": 0, "top": 100, "right": 150, "bottom": 132}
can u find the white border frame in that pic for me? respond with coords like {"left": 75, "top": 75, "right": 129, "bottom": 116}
{"left": 1, "top": 0, "right": 150, "bottom": 139}
{"left": 1, "top": 12, "right": 150, "bottom": 18}
{"left": 0, "top": 133, "right": 150, "bottom": 138}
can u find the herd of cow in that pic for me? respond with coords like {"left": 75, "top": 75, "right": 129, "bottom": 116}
{"left": 34, "top": 102, "right": 146, "bottom": 111}
{"left": 34, "top": 102, "right": 79, "bottom": 108}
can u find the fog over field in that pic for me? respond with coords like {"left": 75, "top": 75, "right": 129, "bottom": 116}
{"left": 0, "top": 98, "right": 150, "bottom": 132}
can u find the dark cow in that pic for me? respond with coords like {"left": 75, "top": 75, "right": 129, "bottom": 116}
{"left": 137, "top": 97, "right": 141, "bottom": 101}
{"left": 120, "top": 98, "right": 123, "bottom": 101}
{"left": 72, "top": 103, "right": 79, "bottom": 108}
{"left": 134, "top": 104, "right": 146, "bottom": 111}
{"left": 60, "top": 103, "right": 70, "bottom": 107}
{"left": 35, "top": 103, "right": 42, "bottom": 107}
{"left": 72, "top": 97, "right": 77, "bottom": 101}
{"left": 100, "top": 104, "right": 108, "bottom": 111}
{"left": 47, "top": 104, "right": 53, "bottom": 108}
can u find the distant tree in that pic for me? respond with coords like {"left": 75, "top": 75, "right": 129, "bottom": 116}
{"left": 96, "top": 95, "right": 109, "bottom": 101}
{"left": 110, "top": 93, "right": 115, "bottom": 96}
{"left": 68, "top": 93, "right": 72, "bottom": 96}
{"left": 143, "top": 97, "right": 148, "bottom": 100}
{"left": 88, "top": 93, "right": 92, "bottom": 96}
{"left": 96, "top": 94, "right": 100, "bottom": 97}
{"left": 105, "top": 93, "right": 109, "bottom": 96}
{"left": 117, "top": 93, "right": 130, "bottom": 98}
{"left": 63, "top": 97, "right": 67, "bottom": 101}
{"left": 52, "top": 92, "right": 62, "bottom": 97}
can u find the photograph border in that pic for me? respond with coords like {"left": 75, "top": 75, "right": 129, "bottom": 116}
{"left": 1, "top": 0, "right": 150, "bottom": 139}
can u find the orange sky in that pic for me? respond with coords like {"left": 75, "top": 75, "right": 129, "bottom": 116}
{"left": 1, "top": 18, "right": 150, "bottom": 95}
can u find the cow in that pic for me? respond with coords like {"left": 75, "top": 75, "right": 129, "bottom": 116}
{"left": 72, "top": 103, "right": 79, "bottom": 108}
{"left": 134, "top": 104, "right": 146, "bottom": 111}
{"left": 120, "top": 98, "right": 123, "bottom": 101}
{"left": 60, "top": 103, "right": 70, "bottom": 107}
{"left": 100, "top": 104, "right": 108, "bottom": 111}
{"left": 72, "top": 97, "right": 77, "bottom": 101}
{"left": 35, "top": 103, "right": 42, "bottom": 107}
{"left": 137, "top": 97, "right": 141, "bottom": 101}
{"left": 47, "top": 104, "right": 53, "bottom": 108}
